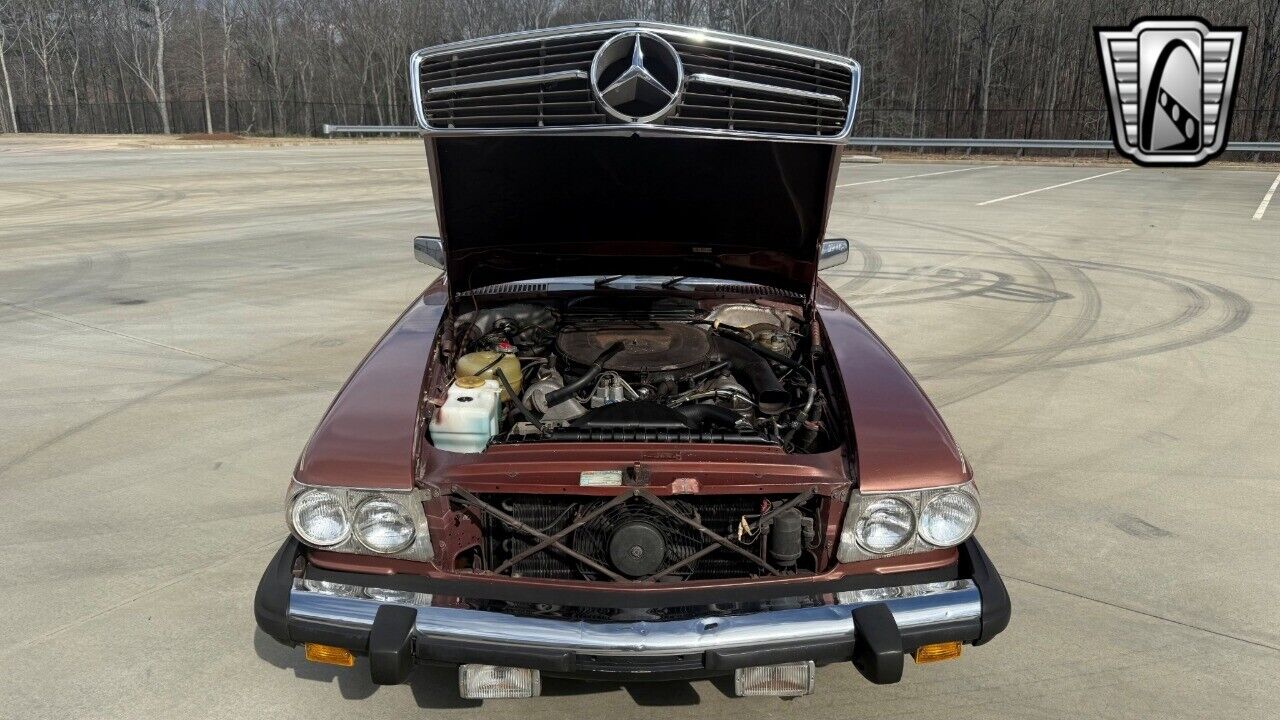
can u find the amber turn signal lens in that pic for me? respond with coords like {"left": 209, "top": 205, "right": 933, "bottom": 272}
{"left": 912, "top": 641, "right": 962, "bottom": 664}
{"left": 304, "top": 643, "right": 355, "bottom": 667}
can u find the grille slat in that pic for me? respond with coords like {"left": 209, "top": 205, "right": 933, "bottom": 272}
{"left": 430, "top": 114, "right": 604, "bottom": 124}
{"left": 414, "top": 24, "right": 856, "bottom": 139}
{"left": 424, "top": 89, "right": 595, "bottom": 105}
{"left": 668, "top": 41, "right": 853, "bottom": 81}
{"left": 676, "top": 93, "right": 845, "bottom": 136}
{"left": 678, "top": 56, "right": 851, "bottom": 93}
{"left": 426, "top": 37, "right": 606, "bottom": 69}
{"left": 421, "top": 49, "right": 598, "bottom": 80}
{"left": 672, "top": 116, "right": 840, "bottom": 133}
{"left": 680, "top": 98, "right": 847, "bottom": 120}
{"left": 425, "top": 102, "right": 599, "bottom": 113}
{"left": 422, "top": 62, "right": 594, "bottom": 88}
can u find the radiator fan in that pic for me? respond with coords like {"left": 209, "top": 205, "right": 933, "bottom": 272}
{"left": 572, "top": 499, "right": 704, "bottom": 580}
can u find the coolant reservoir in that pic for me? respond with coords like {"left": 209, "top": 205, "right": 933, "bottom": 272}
{"left": 429, "top": 376, "right": 502, "bottom": 453}
{"left": 456, "top": 351, "right": 522, "bottom": 400}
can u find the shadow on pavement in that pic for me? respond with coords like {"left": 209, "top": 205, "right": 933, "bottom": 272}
{"left": 252, "top": 628, "right": 380, "bottom": 701}
{"left": 253, "top": 628, "right": 708, "bottom": 709}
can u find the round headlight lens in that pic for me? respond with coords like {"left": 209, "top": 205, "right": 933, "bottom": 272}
{"left": 919, "top": 491, "right": 980, "bottom": 547}
{"left": 855, "top": 497, "right": 915, "bottom": 553}
{"left": 353, "top": 497, "right": 416, "bottom": 553}
{"left": 290, "top": 489, "right": 350, "bottom": 547}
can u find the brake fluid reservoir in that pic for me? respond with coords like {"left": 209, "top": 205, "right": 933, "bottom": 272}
{"left": 429, "top": 376, "right": 502, "bottom": 453}
{"left": 456, "top": 351, "right": 522, "bottom": 400}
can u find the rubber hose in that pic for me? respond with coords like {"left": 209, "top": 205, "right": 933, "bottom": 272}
{"left": 711, "top": 336, "right": 789, "bottom": 415}
{"left": 495, "top": 370, "right": 542, "bottom": 427}
{"left": 543, "top": 341, "right": 626, "bottom": 408}
{"left": 674, "top": 403, "right": 743, "bottom": 430}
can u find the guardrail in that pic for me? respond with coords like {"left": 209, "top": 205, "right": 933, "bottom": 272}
{"left": 850, "top": 137, "right": 1280, "bottom": 152}
{"left": 322, "top": 124, "right": 419, "bottom": 135}
{"left": 320, "top": 123, "right": 1280, "bottom": 152}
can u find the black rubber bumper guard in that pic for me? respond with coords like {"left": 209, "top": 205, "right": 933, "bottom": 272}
{"left": 255, "top": 536, "right": 1011, "bottom": 685}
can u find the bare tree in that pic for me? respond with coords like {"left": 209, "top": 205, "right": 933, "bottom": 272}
{"left": 113, "top": 0, "right": 173, "bottom": 133}
{"left": 0, "top": 0, "right": 1272, "bottom": 148}
{"left": 1252, "top": 0, "right": 1280, "bottom": 141}
{"left": 241, "top": 0, "right": 288, "bottom": 134}
{"left": 184, "top": 0, "right": 213, "bottom": 133}
{"left": 219, "top": 0, "right": 233, "bottom": 132}
{"left": 967, "top": 0, "right": 1022, "bottom": 138}
{"left": 150, "top": 0, "right": 171, "bottom": 133}
{"left": 20, "top": 0, "right": 67, "bottom": 132}
{"left": 0, "top": 0, "right": 19, "bottom": 132}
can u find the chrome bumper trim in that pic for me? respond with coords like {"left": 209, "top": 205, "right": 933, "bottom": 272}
{"left": 287, "top": 580, "right": 980, "bottom": 656}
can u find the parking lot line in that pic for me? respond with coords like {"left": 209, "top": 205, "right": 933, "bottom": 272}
{"left": 836, "top": 165, "right": 991, "bottom": 188}
{"left": 977, "top": 168, "right": 1130, "bottom": 206}
{"left": 1253, "top": 172, "right": 1280, "bottom": 221}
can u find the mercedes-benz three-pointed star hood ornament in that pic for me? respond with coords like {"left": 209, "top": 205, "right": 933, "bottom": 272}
{"left": 590, "top": 30, "right": 684, "bottom": 123}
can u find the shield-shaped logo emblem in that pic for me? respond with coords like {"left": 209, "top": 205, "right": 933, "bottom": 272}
{"left": 1096, "top": 18, "right": 1246, "bottom": 166}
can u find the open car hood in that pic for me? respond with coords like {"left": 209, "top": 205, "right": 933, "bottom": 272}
{"left": 425, "top": 135, "right": 842, "bottom": 297}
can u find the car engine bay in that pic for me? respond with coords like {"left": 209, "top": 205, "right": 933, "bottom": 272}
{"left": 429, "top": 296, "right": 839, "bottom": 454}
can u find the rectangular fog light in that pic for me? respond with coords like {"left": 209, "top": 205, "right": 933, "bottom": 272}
{"left": 458, "top": 664, "right": 541, "bottom": 699}
{"left": 734, "top": 661, "right": 815, "bottom": 697}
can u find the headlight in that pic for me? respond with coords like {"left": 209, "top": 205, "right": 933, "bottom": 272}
{"left": 837, "top": 480, "right": 981, "bottom": 562}
{"left": 290, "top": 489, "right": 350, "bottom": 547}
{"left": 919, "top": 490, "right": 980, "bottom": 547}
{"left": 354, "top": 497, "right": 416, "bottom": 553}
{"left": 854, "top": 497, "right": 915, "bottom": 553}
{"left": 285, "top": 481, "right": 433, "bottom": 561}
{"left": 302, "top": 579, "right": 362, "bottom": 597}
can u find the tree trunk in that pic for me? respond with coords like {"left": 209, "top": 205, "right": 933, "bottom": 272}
{"left": 43, "top": 69, "right": 55, "bottom": 132}
{"left": 222, "top": 66, "right": 230, "bottom": 132}
{"left": 220, "top": 0, "right": 231, "bottom": 132}
{"left": 948, "top": 0, "right": 964, "bottom": 136}
{"left": 153, "top": 2, "right": 170, "bottom": 134}
{"left": 202, "top": 89, "right": 212, "bottom": 134}
{"left": 197, "top": 13, "right": 213, "bottom": 134}
{"left": 0, "top": 24, "right": 17, "bottom": 133}
{"left": 115, "top": 51, "right": 136, "bottom": 133}
{"left": 980, "top": 42, "right": 994, "bottom": 138}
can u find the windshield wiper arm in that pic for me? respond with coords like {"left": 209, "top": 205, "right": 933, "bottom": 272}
{"left": 593, "top": 274, "right": 625, "bottom": 288}
{"left": 660, "top": 276, "right": 690, "bottom": 288}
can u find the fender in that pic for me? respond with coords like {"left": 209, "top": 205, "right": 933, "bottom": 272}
{"left": 294, "top": 279, "right": 448, "bottom": 491}
{"left": 814, "top": 280, "right": 969, "bottom": 492}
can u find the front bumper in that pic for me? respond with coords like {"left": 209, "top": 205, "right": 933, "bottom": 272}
{"left": 255, "top": 537, "right": 1009, "bottom": 685}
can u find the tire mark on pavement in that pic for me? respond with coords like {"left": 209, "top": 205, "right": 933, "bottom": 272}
{"left": 1005, "top": 574, "right": 1280, "bottom": 654}
{"left": 833, "top": 216, "right": 1250, "bottom": 406}
{"left": 0, "top": 534, "right": 283, "bottom": 657}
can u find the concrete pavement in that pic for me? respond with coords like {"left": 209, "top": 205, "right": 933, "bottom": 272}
{"left": 1, "top": 136, "right": 1277, "bottom": 718}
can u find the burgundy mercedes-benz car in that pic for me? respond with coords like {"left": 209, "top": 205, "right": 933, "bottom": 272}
{"left": 255, "top": 21, "right": 1008, "bottom": 699}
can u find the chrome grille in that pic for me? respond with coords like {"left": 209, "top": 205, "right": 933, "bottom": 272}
{"left": 670, "top": 38, "right": 851, "bottom": 136}
{"left": 412, "top": 21, "right": 858, "bottom": 142}
{"left": 418, "top": 34, "right": 606, "bottom": 129}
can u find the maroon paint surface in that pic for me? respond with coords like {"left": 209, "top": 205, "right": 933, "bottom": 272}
{"left": 293, "top": 277, "right": 967, "bottom": 580}
{"left": 294, "top": 279, "right": 447, "bottom": 491}
{"left": 814, "top": 280, "right": 969, "bottom": 492}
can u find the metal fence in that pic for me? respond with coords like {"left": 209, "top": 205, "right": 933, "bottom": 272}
{"left": 7, "top": 99, "right": 416, "bottom": 136}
